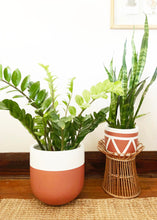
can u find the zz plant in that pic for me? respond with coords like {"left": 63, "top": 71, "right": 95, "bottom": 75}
{"left": 0, "top": 64, "right": 123, "bottom": 151}
{"left": 105, "top": 16, "right": 157, "bottom": 129}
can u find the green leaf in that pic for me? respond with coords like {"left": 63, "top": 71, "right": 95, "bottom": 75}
{"left": 21, "top": 75, "right": 30, "bottom": 91}
{"left": 61, "top": 116, "right": 73, "bottom": 123}
{"left": 135, "top": 15, "right": 149, "bottom": 84}
{"left": 75, "top": 95, "right": 84, "bottom": 106}
{"left": 4, "top": 67, "right": 11, "bottom": 82}
{"left": 41, "top": 97, "right": 52, "bottom": 111}
{"left": 0, "top": 102, "right": 8, "bottom": 110}
{"left": 12, "top": 69, "right": 21, "bottom": 87}
{"left": 82, "top": 90, "right": 90, "bottom": 103}
{"left": 0, "top": 85, "right": 9, "bottom": 90}
{"left": 13, "top": 95, "right": 24, "bottom": 98}
{"left": 57, "top": 120, "right": 65, "bottom": 129}
{"left": 54, "top": 100, "right": 58, "bottom": 108}
{"left": 68, "top": 77, "right": 76, "bottom": 93}
{"left": 0, "top": 64, "right": 2, "bottom": 79}
{"left": 35, "top": 89, "right": 47, "bottom": 105}
{"left": 69, "top": 106, "right": 76, "bottom": 116}
{"left": 7, "top": 90, "right": 17, "bottom": 93}
{"left": 29, "top": 81, "right": 40, "bottom": 99}
{"left": 44, "top": 110, "right": 59, "bottom": 121}
{"left": 80, "top": 103, "right": 90, "bottom": 109}
{"left": 62, "top": 100, "right": 68, "bottom": 106}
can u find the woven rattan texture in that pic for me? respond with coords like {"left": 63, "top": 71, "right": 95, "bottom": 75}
{"left": 1, "top": 198, "right": 157, "bottom": 220}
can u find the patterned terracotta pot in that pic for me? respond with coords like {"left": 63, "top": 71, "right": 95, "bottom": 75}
{"left": 104, "top": 126, "right": 138, "bottom": 155}
{"left": 30, "top": 144, "right": 84, "bottom": 205}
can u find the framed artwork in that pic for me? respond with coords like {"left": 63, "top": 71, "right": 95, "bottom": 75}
{"left": 111, "top": 0, "right": 157, "bottom": 29}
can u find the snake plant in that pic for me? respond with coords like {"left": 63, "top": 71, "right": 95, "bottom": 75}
{"left": 0, "top": 64, "right": 123, "bottom": 151}
{"left": 105, "top": 16, "right": 157, "bottom": 129}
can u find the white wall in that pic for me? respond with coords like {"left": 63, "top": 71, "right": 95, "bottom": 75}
{"left": 0, "top": 0, "right": 157, "bottom": 152}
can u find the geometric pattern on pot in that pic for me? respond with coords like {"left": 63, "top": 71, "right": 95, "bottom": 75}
{"left": 104, "top": 127, "right": 138, "bottom": 155}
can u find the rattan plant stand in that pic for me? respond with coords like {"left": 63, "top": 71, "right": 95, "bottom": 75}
{"left": 98, "top": 139, "right": 144, "bottom": 199}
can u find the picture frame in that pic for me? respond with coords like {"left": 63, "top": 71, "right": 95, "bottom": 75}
{"left": 111, "top": 0, "right": 157, "bottom": 29}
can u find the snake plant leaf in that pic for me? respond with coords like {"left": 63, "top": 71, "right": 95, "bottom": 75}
{"left": 118, "top": 66, "right": 123, "bottom": 81}
{"left": 12, "top": 69, "right": 21, "bottom": 87}
{"left": 134, "top": 67, "right": 157, "bottom": 120}
{"left": 35, "top": 89, "right": 47, "bottom": 105}
{"left": 110, "top": 59, "right": 117, "bottom": 82}
{"left": 4, "top": 67, "right": 11, "bottom": 82}
{"left": 104, "top": 66, "right": 113, "bottom": 82}
{"left": 82, "top": 90, "right": 90, "bottom": 103}
{"left": 0, "top": 64, "right": 2, "bottom": 79}
{"left": 122, "top": 40, "right": 128, "bottom": 96}
{"left": 120, "top": 40, "right": 128, "bottom": 128}
{"left": 21, "top": 75, "right": 30, "bottom": 91}
{"left": 75, "top": 95, "right": 84, "bottom": 106}
{"left": 69, "top": 106, "right": 76, "bottom": 116}
{"left": 29, "top": 81, "right": 40, "bottom": 99}
{"left": 136, "top": 113, "right": 148, "bottom": 118}
{"left": 129, "top": 30, "right": 138, "bottom": 89}
{"left": 135, "top": 15, "right": 149, "bottom": 85}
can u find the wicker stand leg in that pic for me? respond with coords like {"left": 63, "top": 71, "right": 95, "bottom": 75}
{"left": 98, "top": 140, "right": 144, "bottom": 199}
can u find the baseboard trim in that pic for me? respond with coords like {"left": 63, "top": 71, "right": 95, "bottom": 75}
{"left": 0, "top": 151, "right": 157, "bottom": 178}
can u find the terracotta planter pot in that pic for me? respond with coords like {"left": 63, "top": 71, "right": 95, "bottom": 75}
{"left": 104, "top": 126, "right": 139, "bottom": 155}
{"left": 30, "top": 144, "right": 84, "bottom": 205}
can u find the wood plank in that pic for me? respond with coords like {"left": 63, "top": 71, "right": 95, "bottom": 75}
{"left": 0, "top": 151, "right": 157, "bottom": 177}
{"left": 0, "top": 177, "right": 157, "bottom": 199}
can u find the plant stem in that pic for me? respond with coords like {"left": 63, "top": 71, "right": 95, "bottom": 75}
{"left": 78, "top": 99, "right": 95, "bottom": 117}
{"left": 1, "top": 79, "right": 32, "bottom": 102}
{"left": 61, "top": 129, "right": 64, "bottom": 151}
{"left": 65, "top": 95, "right": 72, "bottom": 117}
{"left": 33, "top": 133, "right": 45, "bottom": 150}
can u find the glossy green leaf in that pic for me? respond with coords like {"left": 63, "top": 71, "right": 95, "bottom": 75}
{"left": 54, "top": 100, "right": 58, "bottom": 108}
{"left": 69, "top": 106, "right": 76, "bottom": 116}
{"left": 0, "top": 64, "right": 2, "bottom": 79}
{"left": 35, "top": 89, "right": 47, "bottom": 105}
{"left": 0, "top": 102, "right": 8, "bottom": 110}
{"left": 62, "top": 100, "right": 68, "bottom": 106}
{"left": 75, "top": 95, "right": 84, "bottom": 106}
{"left": 57, "top": 120, "right": 65, "bottom": 129}
{"left": 12, "top": 69, "right": 21, "bottom": 87}
{"left": 4, "top": 67, "right": 11, "bottom": 82}
{"left": 13, "top": 95, "right": 24, "bottom": 98}
{"left": 80, "top": 103, "right": 90, "bottom": 109}
{"left": 29, "top": 81, "right": 40, "bottom": 99}
{"left": 21, "top": 75, "right": 30, "bottom": 91}
{"left": 41, "top": 97, "right": 52, "bottom": 110}
{"left": 68, "top": 77, "right": 76, "bottom": 93}
{"left": 82, "top": 90, "right": 90, "bottom": 103}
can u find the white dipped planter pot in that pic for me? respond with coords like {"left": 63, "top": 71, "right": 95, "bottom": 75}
{"left": 104, "top": 126, "right": 139, "bottom": 155}
{"left": 30, "top": 144, "right": 85, "bottom": 205}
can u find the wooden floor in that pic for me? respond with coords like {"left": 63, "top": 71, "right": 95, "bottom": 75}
{"left": 1, "top": 177, "right": 157, "bottom": 199}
